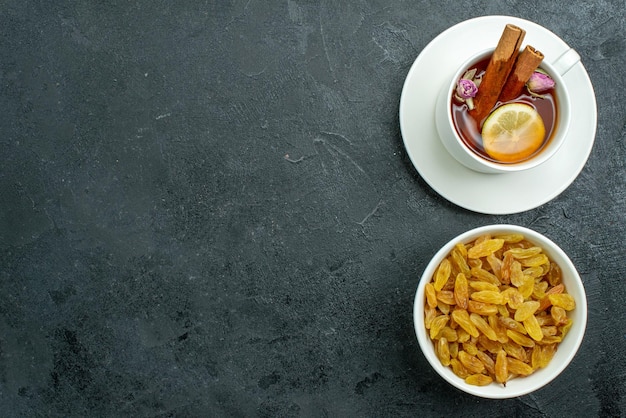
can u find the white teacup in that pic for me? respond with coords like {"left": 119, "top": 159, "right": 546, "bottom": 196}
{"left": 435, "top": 47, "right": 579, "bottom": 174}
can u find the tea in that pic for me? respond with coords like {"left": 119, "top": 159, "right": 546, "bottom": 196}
{"left": 451, "top": 55, "right": 558, "bottom": 164}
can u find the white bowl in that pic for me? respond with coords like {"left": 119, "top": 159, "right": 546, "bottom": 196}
{"left": 412, "top": 224, "right": 587, "bottom": 398}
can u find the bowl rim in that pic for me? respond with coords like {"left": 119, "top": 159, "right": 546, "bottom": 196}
{"left": 412, "top": 224, "right": 587, "bottom": 399}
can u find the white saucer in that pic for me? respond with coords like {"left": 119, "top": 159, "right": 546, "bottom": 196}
{"left": 399, "top": 15, "right": 597, "bottom": 215}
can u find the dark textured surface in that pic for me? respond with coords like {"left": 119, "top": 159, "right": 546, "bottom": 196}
{"left": 1, "top": 1, "right": 624, "bottom": 416}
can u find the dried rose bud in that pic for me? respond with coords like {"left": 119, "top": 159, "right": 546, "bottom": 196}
{"left": 456, "top": 78, "right": 478, "bottom": 99}
{"left": 526, "top": 71, "right": 555, "bottom": 94}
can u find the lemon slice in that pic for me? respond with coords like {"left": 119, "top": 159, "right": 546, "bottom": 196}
{"left": 481, "top": 103, "right": 546, "bottom": 163}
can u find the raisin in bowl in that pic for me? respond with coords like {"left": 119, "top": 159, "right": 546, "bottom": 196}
{"left": 412, "top": 224, "right": 587, "bottom": 398}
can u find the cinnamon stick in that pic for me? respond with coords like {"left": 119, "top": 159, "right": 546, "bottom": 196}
{"left": 470, "top": 24, "right": 526, "bottom": 123}
{"left": 498, "top": 45, "right": 544, "bottom": 102}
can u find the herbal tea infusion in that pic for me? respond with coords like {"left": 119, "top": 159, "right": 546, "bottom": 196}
{"left": 452, "top": 25, "right": 558, "bottom": 164}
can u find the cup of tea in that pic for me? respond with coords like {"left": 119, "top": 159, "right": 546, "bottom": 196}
{"left": 435, "top": 46, "right": 579, "bottom": 174}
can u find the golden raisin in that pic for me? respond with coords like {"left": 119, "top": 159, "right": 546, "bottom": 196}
{"left": 550, "top": 306, "right": 568, "bottom": 326}
{"left": 560, "top": 319, "right": 573, "bottom": 337}
{"left": 546, "top": 262, "right": 562, "bottom": 286}
{"left": 462, "top": 341, "right": 479, "bottom": 356}
{"left": 451, "top": 249, "right": 471, "bottom": 277}
{"left": 429, "top": 315, "right": 449, "bottom": 340}
{"left": 531, "top": 345, "right": 543, "bottom": 369}
{"left": 437, "top": 337, "right": 451, "bottom": 366}
{"left": 503, "top": 288, "right": 524, "bottom": 310}
{"left": 505, "top": 246, "right": 542, "bottom": 259}
{"left": 458, "top": 351, "right": 485, "bottom": 374}
{"left": 509, "top": 261, "right": 525, "bottom": 287}
{"left": 486, "top": 253, "right": 503, "bottom": 280}
{"left": 531, "top": 344, "right": 556, "bottom": 369}
{"left": 468, "top": 300, "right": 499, "bottom": 316}
{"left": 477, "top": 335, "right": 502, "bottom": 354}
{"left": 449, "top": 341, "right": 459, "bottom": 359}
{"left": 519, "top": 254, "right": 549, "bottom": 268}
{"left": 450, "top": 358, "right": 470, "bottom": 379}
{"left": 465, "top": 374, "right": 493, "bottom": 386}
{"left": 436, "top": 290, "right": 456, "bottom": 306}
{"left": 434, "top": 258, "right": 451, "bottom": 291}
{"left": 476, "top": 351, "right": 496, "bottom": 375}
{"left": 495, "top": 233, "right": 525, "bottom": 243}
{"left": 500, "top": 252, "right": 514, "bottom": 285}
{"left": 503, "top": 341, "right": 527, "bottom": 361}
{"left": 468, "top": 239, "right": 505, "bottom": 259}
{"left": 468, "top": 258, "right": 482, "bottom": 269}
{"left": 470, "top": 267, "right": 500, "bottom": 286}
{"left": 437, "top": 301, "right": 450, "bottom": 315}
{"left": 507, "top": 358, "right": 533, "bottom": 376}
{"left": 540, "top": 335, "right": 562, "bottom": 344}
{"left": 538, "top": 283, "right": 565, "bottom": 311}
{"left": 499, "top": 317, "right": 527, "bottom": 335}
{"left": 454, "top": 242, "right": 468, "bottom": 258}
{"left": 514, "top": 301, "right": 540, "bottom": 322}
{"left": 451, "top": 309, "right": 479, "bottom": 338}
{"left": 524, "top": 266, "right": 544, "bottom": 279}
{"left": 469, "top": 281, "right": 500, "bottom": 292}
{"left": 424, "top": 305, "right": 437, "bottom": 329}
{"left": 470, "top": 290, "right": 505, "bottom": 305}
{"left": 541, "top": 344, "right": 557, "bottom": 364}
{"left": 541, "top": 326, "right": 557, "bottom": 337}
{"left": 457, "top": 327, "right": 471, "bottom": 343}
{"left": 506, "top": 329, "right": 535, "bottom": 347}
{"left": 438, "top": 326, "right": 458, "bottom": 342}
{"left": 532, "top": 280, "right": 549, "bottom": 299}
{"left": 488, "top": 315, "right": 509, "bottom": 343}
{"left": 535, "top": 313, "right": 554, "bottom": 326}
{"left": 548, "top": 294, "right": 576, "bottom": 311}
{"left": 523, "top": 315, "right": 544, "bottom": 342}
{"left": 517, "top": 275, "right": 535, "bottom": 299}
{"left": 425, "top": 283, "right": 438, "bottom": 309}
{"left": 454, "top": 273, "right": 469, "bottom": 309}
{"left": 470, "top": 313, "right": 498, "bottom": 341}
{"left": 495, "top": 350, "right": 508, "bottom": 384}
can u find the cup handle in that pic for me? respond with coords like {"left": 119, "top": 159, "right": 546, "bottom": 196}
{"left": 550, "top": 48, "right": 581, "bottom": 76}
